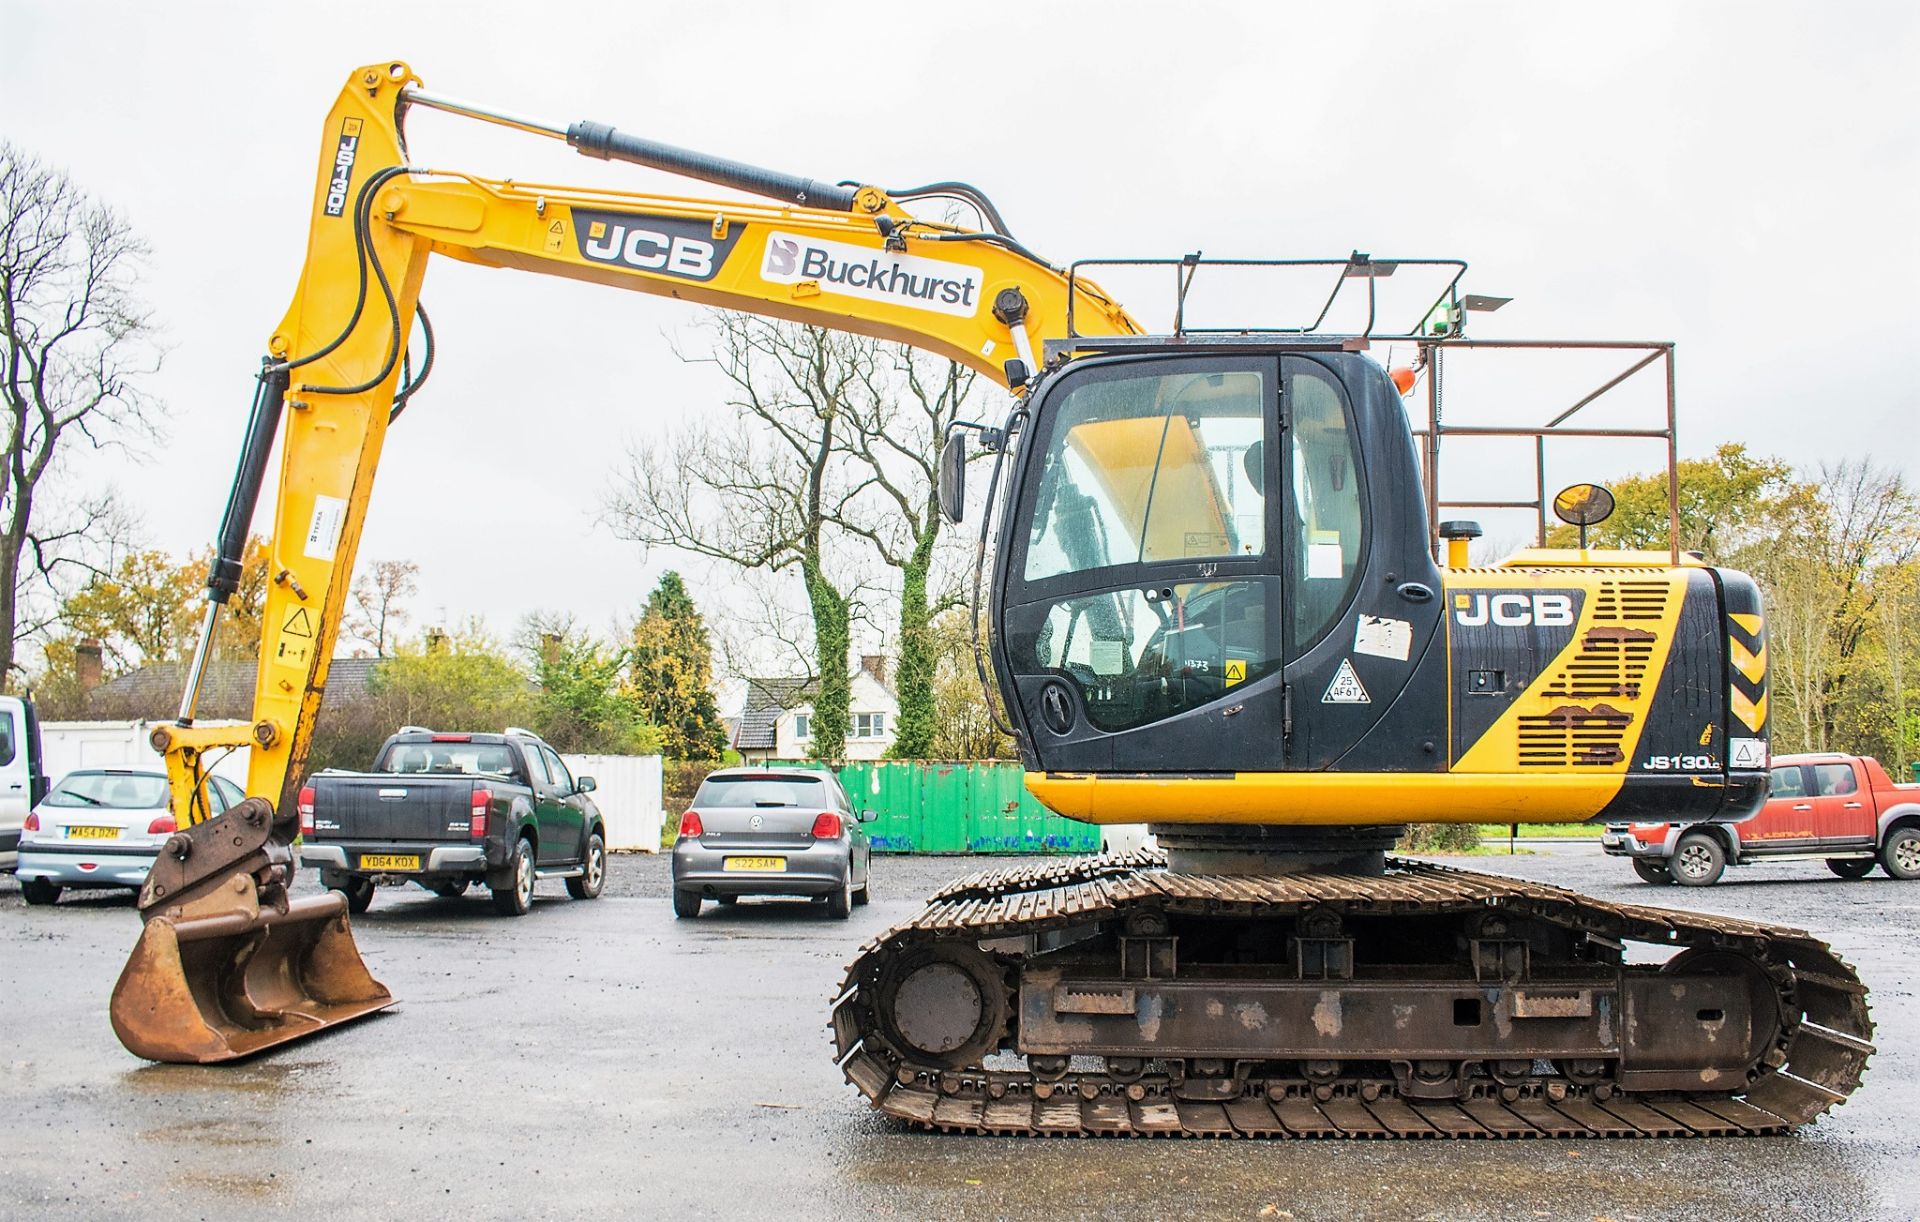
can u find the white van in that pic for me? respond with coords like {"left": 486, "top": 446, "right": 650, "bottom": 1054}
{"left": 0, "top": 696, "right": 50, "bottom": 871}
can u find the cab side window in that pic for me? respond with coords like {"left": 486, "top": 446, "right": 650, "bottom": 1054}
{"left": 1288, "top": 363, "right": 1365, "bottom": 646}
{"left": 1813, "top": 763, "right": 1858, "bottom": 797}
{"left": 0, "top": 710, "right": 14, "bottom": 767}
{"left": 1769, "top": 766, "right": 1807, "bottom": 798}
{"left": 542, "top": 747, "right": 575, "bottom": 793}
{"left": 521, "top": 744, "right": 552, "bottom": 788}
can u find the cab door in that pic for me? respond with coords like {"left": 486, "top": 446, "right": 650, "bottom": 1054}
{"left": 539, "top": 745, "right": 587, "bottom": 863}
{"left": 998, "top": 355, "right": 1286, "bottom": 774}
{"left": 518, "top": 743, "right": 568, "bottom": 866}
{"left": 1810, "top": 760, "right": 1875, "bottom": 844}
{"left": 1747, "top": 763, "right": 1816, "bottom": 849}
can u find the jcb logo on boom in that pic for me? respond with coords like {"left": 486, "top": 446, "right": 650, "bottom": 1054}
{"left": 571, "top": 209, "right": 742, "bottom": 283}
{"left": 1452, "top": 592, "right": 1576, "bottom": 628}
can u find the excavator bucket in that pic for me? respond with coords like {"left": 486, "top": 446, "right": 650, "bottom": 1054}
{"left": 109, "top": 797, "right": 393, "bottom": 1063}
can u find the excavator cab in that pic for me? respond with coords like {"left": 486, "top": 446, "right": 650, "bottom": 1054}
{"left": 991, "top": 349, "right": 1442, "bottom": 780}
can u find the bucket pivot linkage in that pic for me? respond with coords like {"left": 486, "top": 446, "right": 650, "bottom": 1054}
{"left": 109, "top": 796, "right": 393, "bottom": 1063}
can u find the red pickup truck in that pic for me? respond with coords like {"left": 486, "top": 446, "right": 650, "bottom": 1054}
{"left": 1603, "top": 752, "right": 1920, "bottom": 886}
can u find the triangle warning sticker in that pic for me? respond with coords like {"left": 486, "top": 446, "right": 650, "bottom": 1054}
{"left": 1322, "top": 658, "right": 1371, "bottom": 705}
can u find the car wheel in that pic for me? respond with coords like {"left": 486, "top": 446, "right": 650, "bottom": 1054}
{"left": 21, "top": 877, "right": 61, "bottom": 906}
{"left": 334, "top": 877, "right": 375, "bottom": 914}
{"left": 566, "top": 833, "right": 606, "bottom": 900}
{"left": 1827, "top": 858, "right": 1876, "bottom": 880}
{"left": 1881, "top": 827, "right": 1920, "bottom": 880}
{"left": 672, "top": 889, "right": 703, "bottom": 919}
{"left": 1631, "top": 859, "right": 1672, "bottom": 886}
{"left": 827, "top": 872, "right": 853, "bottom": 920}
{"left": 490, "top": 838, "right": 535, "bottom": 916}
{"left": 432, "top": 879, "right": 471, "bottom": 898}
{"left": 1670, "top": 832, "right": 1726, "bottom": 886}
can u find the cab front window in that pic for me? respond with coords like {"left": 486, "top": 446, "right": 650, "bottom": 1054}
{"left": 1023, "top": 365, "right": 1268, "bottom": 583}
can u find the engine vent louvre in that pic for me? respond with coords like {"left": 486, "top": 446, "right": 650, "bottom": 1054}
{"left": 1521, "top": 580, "right": 1669, "bottom": 767}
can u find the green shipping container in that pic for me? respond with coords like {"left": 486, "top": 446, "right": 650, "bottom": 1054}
{"left": 783, "top": 760, "right": 1101, "bottom": 855}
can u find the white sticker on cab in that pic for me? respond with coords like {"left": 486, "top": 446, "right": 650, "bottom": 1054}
{"left": 1354, "top": 615, "right": 1412, "bottom": 662}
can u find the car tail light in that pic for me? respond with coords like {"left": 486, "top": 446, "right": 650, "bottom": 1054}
{"left": 24, "top": 812, "right": 38, "bottom": 832}
{"left": 679, "top": 810, "right": 704, "bottom": 838}
{"left": 298, "top": 786, "right": 316, "bottom": 836}
{"left": 471, "top": 789, "right": 491, "bottom": 839}
{"left": 811, "top": 811, "right": 842, "bottom": 839}
{"left": 148, "top": 815, "right": 177, "bottom": 835}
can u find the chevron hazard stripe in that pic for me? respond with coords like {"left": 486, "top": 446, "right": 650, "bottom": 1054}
{"left": 1728, "top": 614, "right": 1768, "bottom": 734}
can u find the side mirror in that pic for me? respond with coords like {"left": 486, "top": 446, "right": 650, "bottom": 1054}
{"left": 858, "top": 808, "right": 878, "bottom": 823}
{"left": 937, "top": 433, "right": 967, "bottom": 524}
{"left": 576, "top": 776, "right": 597, "bottom": 794}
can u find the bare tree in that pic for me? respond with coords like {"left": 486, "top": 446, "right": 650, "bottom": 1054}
{"left": 608, "top": 316, "right": 879, "bottom": 759}
{"left": 0, "top": 143, "right": 161, "bottom": 689}
{"left": 346, "top": 558, "right": 420, "bottom": 657}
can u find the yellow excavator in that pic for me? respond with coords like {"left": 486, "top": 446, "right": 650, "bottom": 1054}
{"left": 111, "top": 60, "right": 1871, "bottom": 1138}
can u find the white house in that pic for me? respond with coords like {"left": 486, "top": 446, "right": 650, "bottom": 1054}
{"left": 732, "top": 656, "right": 898, "bottom": 763}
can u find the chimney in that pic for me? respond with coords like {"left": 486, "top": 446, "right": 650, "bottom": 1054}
{"left": 860, "top": 654, "right": 887, "bottom": 686}
{"left": 539, "top": 632, "right": 563, "bottom": 667}
{"left": 76, "top": 638, "right": 104, "bottom": 691}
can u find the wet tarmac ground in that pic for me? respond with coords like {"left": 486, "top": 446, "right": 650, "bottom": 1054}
{"left": 1, "top": 842, "right": 1914, "bottom": 1221}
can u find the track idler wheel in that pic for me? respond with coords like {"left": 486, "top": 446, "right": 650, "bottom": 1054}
{"left": 872, "top": 941, "right": 1007, "bottom": 1070}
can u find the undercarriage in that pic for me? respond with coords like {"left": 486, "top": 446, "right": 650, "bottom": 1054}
{"left": 832, "top": 829, "right": 1873, "bottom": 1137}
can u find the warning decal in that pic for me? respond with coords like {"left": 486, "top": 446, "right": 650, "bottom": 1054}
{"left": 281, "top": 606, "right": 315, "bottom": 638}
{"left": 1224, "top": 658, "right": 1248, "bottom": 688}
{"left": 1322, "top": 659, "right": 1371, "bottom": 705}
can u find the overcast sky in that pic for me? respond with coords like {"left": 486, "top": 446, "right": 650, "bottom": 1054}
{"left": 6, "top": 1, "right": 1917, "bottom": 669}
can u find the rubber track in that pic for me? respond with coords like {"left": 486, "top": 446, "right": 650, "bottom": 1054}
{"left": 832, "top": 853, "right": 1874, "bottom": 1138}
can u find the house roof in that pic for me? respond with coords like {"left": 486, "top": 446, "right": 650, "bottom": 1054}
{"left": 88, "top": 657, "right": 385, "bottom": 721}
{"left": 732, "top": 677, "right": 814, "bottom": 750}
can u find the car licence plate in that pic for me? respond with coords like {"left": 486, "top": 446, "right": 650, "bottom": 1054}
{"left": 723, "top": 856, "right": 786, "bottom": 872}
{"left": 66, "top": 825, "right": 120, "bottom": 840}
{"left": 361, "top": 853, "right": 420, "bottom": 871}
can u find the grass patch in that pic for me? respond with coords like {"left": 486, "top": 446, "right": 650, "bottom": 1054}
{"left": 1479, "top": 823, "right": 1605, "bottom": 839}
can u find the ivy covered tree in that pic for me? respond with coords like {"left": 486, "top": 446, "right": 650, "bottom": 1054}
{"left": 627, "top": 571, "right": 728, "bottom": 759}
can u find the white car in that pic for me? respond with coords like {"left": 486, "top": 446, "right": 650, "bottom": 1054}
{"left": 15, "top": 769, "right": 244, "bottom": 906}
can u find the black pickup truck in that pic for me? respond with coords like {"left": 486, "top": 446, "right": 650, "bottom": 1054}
{"left": 297, "top": 728, "right": 606, "bottom": 916}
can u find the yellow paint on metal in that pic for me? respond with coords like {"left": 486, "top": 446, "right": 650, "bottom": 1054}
{"left": 1730, "top": 637, "right": 1767, "bottom": 685}
{"left": 1452, "top": 569, "right": 1686, "bottom": 775}
{"left": 1026, "top": 771, "right": 1624, "bottom": 826}
{"left": 1731, "top": 688, "right": 1768, "bottom": 732}
{"left": 1729, "top": 612, "right": 1763, "bottom": 636}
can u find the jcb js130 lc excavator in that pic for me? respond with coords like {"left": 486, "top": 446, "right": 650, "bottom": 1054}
{"left": 112, "top": 61, "right": 1871, "bottom": 1138}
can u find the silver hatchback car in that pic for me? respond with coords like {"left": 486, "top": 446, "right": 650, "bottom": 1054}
{"left": 15, "top": 768, "right": 245, "bottom": 905}
{"left": 671, "top": 767, "right": 874, "bottom": 919}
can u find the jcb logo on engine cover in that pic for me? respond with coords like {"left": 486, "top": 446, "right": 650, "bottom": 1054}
{"left": 1453, "top": 592, "right": 1577, "bottom": 628}
{"left": 572, "top": 209, "right": 742, "bottom": 283}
